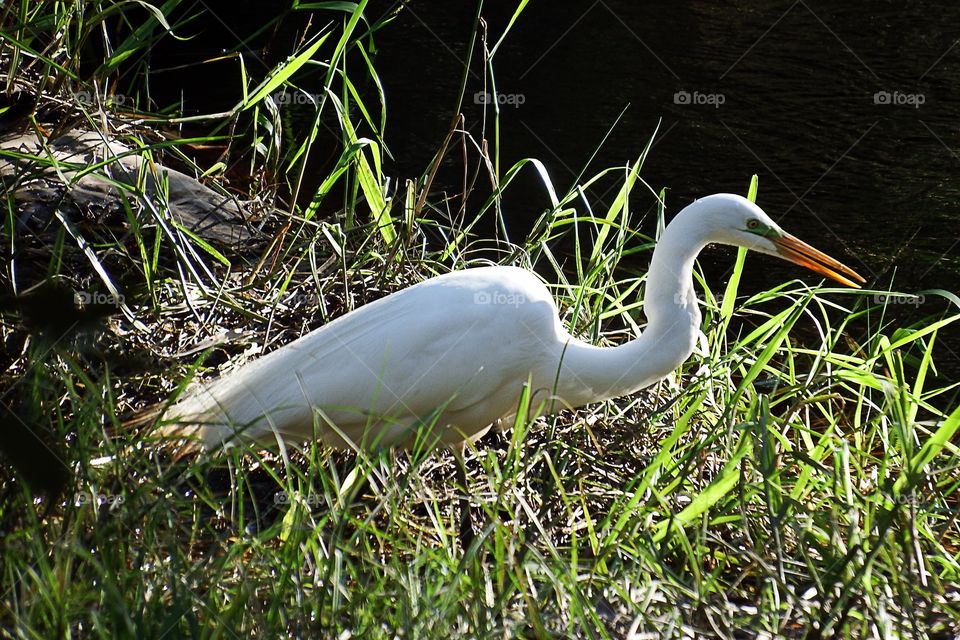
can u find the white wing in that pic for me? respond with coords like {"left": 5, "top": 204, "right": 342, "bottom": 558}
{"left": 164, "top": 266, "right": 569, "bottom": 450}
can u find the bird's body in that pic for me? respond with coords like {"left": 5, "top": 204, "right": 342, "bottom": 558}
{"left": 161, "top": 194, "right": 863, "bottom": 453}
{"left": 160, "top": 265, "right": 696, "bottom": 451}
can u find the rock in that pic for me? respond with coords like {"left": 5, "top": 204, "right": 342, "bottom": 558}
{"left": 1, "top": 128, "right": 266, "bottom": 251}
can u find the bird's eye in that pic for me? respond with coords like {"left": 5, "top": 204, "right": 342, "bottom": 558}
{"left": 746, "top": 219, "right": 760, "bottom": 230}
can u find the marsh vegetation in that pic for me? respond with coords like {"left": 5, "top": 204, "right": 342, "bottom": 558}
{"left": 1, "top": 2, "right": 958, "bottom": 637}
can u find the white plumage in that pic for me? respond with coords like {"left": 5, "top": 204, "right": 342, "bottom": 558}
{"left": 160, "top": 194, "right": 863, "bottom": 453}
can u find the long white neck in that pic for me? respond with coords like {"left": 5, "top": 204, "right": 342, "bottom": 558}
{"left": 554, "top": 208, "right": 709, "bottom": 407}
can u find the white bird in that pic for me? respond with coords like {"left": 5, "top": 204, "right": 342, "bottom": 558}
{"left": 159, "top": 194, "right": 864, "bottom": 454}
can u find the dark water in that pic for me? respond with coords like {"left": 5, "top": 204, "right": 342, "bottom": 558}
{"left": 371, "top": 2, "right": 960, "bottom": 290}
{"left": 149, "top": 1, "right": 960, "bottom": 371}
{"left": 366, "top": 0, "right": 960, "bottom": 378}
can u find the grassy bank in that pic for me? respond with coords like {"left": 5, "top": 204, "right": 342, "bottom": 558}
{"left": 2, "top": 2, "right": 959, "bottom": 638}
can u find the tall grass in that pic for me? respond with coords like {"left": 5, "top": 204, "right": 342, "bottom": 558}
{"left": 2, "top": 1, "right": 958, "bottom": 638}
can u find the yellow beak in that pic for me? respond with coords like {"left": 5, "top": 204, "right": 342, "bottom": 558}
{"left": 772, "top": 233, "right": 866, "bottom": 288}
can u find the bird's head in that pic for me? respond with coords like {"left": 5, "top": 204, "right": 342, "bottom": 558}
{"left": 692, "top": 193, "right": 865, "bottom": 288}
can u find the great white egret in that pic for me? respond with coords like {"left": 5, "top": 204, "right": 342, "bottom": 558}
{"left": 159, "top": 194, "right": 864, "bottom": 455}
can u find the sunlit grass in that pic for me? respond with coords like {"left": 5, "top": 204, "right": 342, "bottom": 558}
{"left": 2, "top": 1, "right": 959, "bottom": 638}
